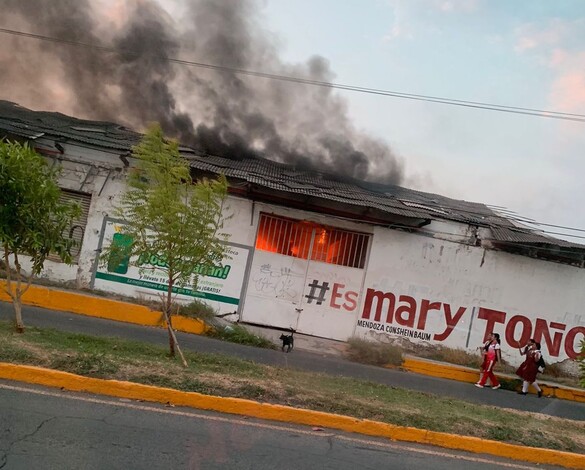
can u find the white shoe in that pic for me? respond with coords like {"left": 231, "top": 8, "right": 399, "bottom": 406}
{"left": 492, "top": 384, "right": 501, "bottom": 390}
{"left": 474, "top": 383, "right": 483, "bottom": 388}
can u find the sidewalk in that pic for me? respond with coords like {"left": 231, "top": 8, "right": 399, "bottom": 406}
{"left": 1, "top": 286, "right": 585, "bottom": 469}
{"left": 0, "top": 280, "right": 584, "bottom": 408}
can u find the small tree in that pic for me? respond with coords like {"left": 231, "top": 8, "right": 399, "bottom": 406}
{"left": 104, "top": 124, "right": 229, "bottom": 364}
{"left": 0, "top": 139, "right": 80, "bottom": 332}
{"left": 577, "top": 339, "right": 585, "bottom": 388}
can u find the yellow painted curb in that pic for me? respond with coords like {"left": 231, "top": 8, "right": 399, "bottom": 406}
{"left": 1, "top": 280, "right": 582, "bottom": 404}
{"left": 402, "top": 357, "right": 585, "bottom": 403}
{"left": 0, "top": 280, "right": 206, "bottom": 335}
{"left": 0, "top": 363, "right": 583, "bottom": 469}
{"left": 402, "top": 357, "right": 479, "bottom": 383}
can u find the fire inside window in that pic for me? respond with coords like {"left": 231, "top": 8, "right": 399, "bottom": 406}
{"left": 255, "top": 213, "right": 369, "bottom": 269}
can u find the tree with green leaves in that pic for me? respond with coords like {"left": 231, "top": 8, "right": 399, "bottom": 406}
{"left": 0, "top": 139, "right": 80, "bottom": 332}
{"left": 577, "top": 339, "right": 585, "bottom": 388}
{"left": 104, "top": 124, "right": 229, "bottom": 364}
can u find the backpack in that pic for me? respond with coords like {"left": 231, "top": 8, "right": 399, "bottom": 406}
{"left": 536, "top": 354, "right": 545, "bottom": 373}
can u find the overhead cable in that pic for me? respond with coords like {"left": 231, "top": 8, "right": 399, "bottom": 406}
{"left": 1, "top": 27, "right": 585, "bottom": 123}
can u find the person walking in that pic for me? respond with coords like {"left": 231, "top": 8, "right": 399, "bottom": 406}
{"left": 516, "top": 340, "right": 543, "bottom": 397}
{"left": 519, "top": 339, "right": 535, "bottom": 357}
{"left": 475, "top": 332, "right": 502, "bottom": 389}
{"left": 476, "top": 337, "right": 492, "bottom": 385}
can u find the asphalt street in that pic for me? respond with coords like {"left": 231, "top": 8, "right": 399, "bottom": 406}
{"left": 0, "top": 301, "right": 584, "bottom": 421}
{"left": 0, "top": 381, "right": 564, "bottom": 470}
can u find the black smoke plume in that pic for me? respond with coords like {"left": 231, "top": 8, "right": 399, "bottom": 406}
{"left": 0, "top": 0, "right": 404, "bottom": 183}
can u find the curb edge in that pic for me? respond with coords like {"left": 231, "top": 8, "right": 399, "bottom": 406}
{"left": 0, "top": 362, "right": 583, "bottom": 469}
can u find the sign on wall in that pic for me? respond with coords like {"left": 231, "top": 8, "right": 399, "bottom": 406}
{"left": 354, "top": 284, "right": 585, "bottom": 362}
{"left": 94, "top": 219, "right": 250, "bottom": 313}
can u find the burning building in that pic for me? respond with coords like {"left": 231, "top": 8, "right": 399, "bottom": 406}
{"left": 1, "top": 100, "right": 584, "bottom": 368}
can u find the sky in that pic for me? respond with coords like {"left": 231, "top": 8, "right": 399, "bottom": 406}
{"left": 258, "top": 0, "right": 585, "bottom": 240}
{"left": 2, "top": 0, "right": 585, "bottom": 241}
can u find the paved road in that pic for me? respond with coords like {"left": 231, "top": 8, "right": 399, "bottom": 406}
{"left": 0, "top": 381, "right": 563, "bottom": 470}
{"left": 0, "top": 302, "right": 584, "bottom": 421}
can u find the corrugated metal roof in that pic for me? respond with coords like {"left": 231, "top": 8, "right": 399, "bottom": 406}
{"left": 1, "top": 100, "right": 583, "bottom": 253}
{"left": 187, "top": 155, "right": 585, "bottom": 251}
{"left": 0, "top": 101, "right": 141, "bottom": 151}
{"left": 188, "top": 154, "right": 485, "bottom": 222}
{"left": 488, "top": 226, "right": 583, "bottom": 248}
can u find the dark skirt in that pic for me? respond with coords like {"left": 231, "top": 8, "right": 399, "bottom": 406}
{"left": 516, "top": 358, "right": 538, "bottom": 383}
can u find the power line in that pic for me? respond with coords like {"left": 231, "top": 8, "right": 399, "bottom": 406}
{"left": 517, "top": 220, "right": 585, "bottom": 234}
{"left": 390, "top": 201, "right": 585, "bottom": 242}
{"left": 482, "top": 207, "right": 585, "bottom": 235}
{"left": 393, "top": 224, "right": 585, "bottom": 257}
{"left": 413, "top": 227, "right": 585, "bottom": 254}
{"left": 1, "top": 27, "right": 585, "bottom": 123}
{"left": 479, "top": 208, "right": 585, "bottom": 237}
{"left": 4, "top": 27, "right": 585, "bottom": 239}
{"left": 363, "top": 196, "right": 585, "bottom": 240}
{"left": 203, "top": 154, "right": 585, "bottom": 239}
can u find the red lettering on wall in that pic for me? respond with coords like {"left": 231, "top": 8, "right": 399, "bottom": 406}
{"left": 564, "top": 326, "right": 585, "bottom": 359}
{"left": 343, "top": 291, "right": 358, "bottom": 311}
{"left": 533, "top": 319, "right": 565, "bottom": 357}
{"left": 329, "top": 283, "right": 357, "bottom": 312}
{"left": 330, "top": 283, "right": 344, "bottom": 310}
{"left": 505, "top": 315, "right": 532, "bottom": 348}
{"left": 417, "top": 299, "right": 442, "bottom": 330}
{"left": 361, "top": 289, "right": 396, "bottom": 322}
{"left": 395, "top": 295, "right": 416, "bottom": 328}
{"left": 478, "top": 307, "right": 507, "bottom": 342}
{"left": 358, "top": 287, "right": 581, "bottom": 361}
{"left": 434, "top": 305, "right": 467, "bottom": 341}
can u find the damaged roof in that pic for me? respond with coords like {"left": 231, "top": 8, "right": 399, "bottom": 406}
{"left": 188, "top": 153, "right": 495, "bottom": 224}
{"left": 1, "top": 100, "right": 584, "bottom": 255}
{"left": 186, "top": 154, "right": 585, "bottom": 254}
{"left": 488, "top": 226, "right": 581, "bottom": 248}
{"left": 0, "top": 100, "right": 141, "bottom": 151}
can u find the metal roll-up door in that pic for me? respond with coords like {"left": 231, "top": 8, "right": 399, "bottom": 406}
{"left": 48, "top": 190, "right": 92, "bottom": 263}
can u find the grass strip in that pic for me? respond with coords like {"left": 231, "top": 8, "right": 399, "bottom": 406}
{"left": 0, "top": 320, "right": 583, "bottom": 454}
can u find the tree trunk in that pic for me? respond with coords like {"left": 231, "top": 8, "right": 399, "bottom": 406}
{"left": 165, "top": 275, "right": 176, "bottom": 357}
{"left": 13, "top": 252, "right": 25, "bottom": 333}
{"left": 3, "top": 248, "right": 25, "bottom": 333}
{"left": 164, "top": 272, "right": 187, "bottom": 366}
{"left": 165, "top": 313, "right": 187, "bottom": 367}
{"left": 166, "top": 308, "right": 176, "bottom": 357}
{"left": 14, "top": 296, "right": 24, "bottom": 333}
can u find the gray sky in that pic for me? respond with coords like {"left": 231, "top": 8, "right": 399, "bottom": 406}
{"left": 2, "top": 0, "right": 584, "bottom": 241}
{"left": 259, "top": 0, "right": 585, "bottom": 241}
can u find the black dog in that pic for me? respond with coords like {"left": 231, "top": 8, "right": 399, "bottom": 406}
{"left": 280, "top": 329, "right": 295, "bottom": 353}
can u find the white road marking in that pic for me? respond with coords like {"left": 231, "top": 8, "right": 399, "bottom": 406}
{"left": 0, "top": 382, "right": 540, "bottom": 469}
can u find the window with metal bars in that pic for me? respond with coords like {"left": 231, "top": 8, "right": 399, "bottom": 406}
{"left": 255, "top": 213, "right": 369, "bottom": 269}
{"left": 48, "top": 189, "right": 91, "bottom": 263}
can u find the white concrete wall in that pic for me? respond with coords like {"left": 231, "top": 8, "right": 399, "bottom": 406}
{"left": 22, "top": 137, "right": 583, "bottom": 366}
{"left": 20, "top": 140, "right": 126, "bottom": 287}
{"left": 356, "top": 226, "right": 585, "bottom": 366}
{"left": 219, "top": 195, "right": 259, "bottom": 246}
